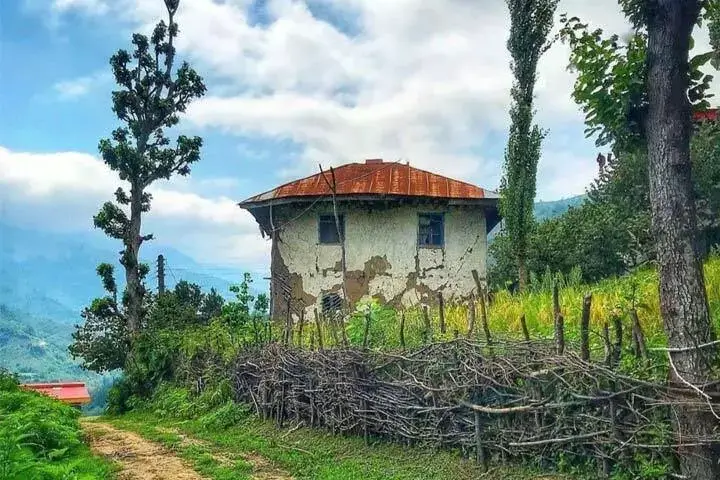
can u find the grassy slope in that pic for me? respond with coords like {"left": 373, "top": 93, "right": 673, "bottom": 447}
{"left": 0, "top": 375, "right": 116, "bottom": 479}
{"left": 107, "top": 411, "right": 565, "bottom": 480}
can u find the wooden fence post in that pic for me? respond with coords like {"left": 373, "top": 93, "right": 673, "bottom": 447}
{"left": 467, "top": 299, "right": 476, "bottom": 338}
{"left": 602, "top": 322, "right": 612, "bottom": 366}
{"left": 630, "top": 308, "right": 647, "bottom": 358}
{"left": 298, "top": 309, "right": 305, "bottom": 348}
{"left": 479, "top": 290, "right": 491, "bottom": 345}
{"left": 611, "top": 315, "right": 622, "bottom": 368}
{"left": 581, "top": 294, "right": 592, "bottom": 361}
{"left": 474, "top": 411, "right": 488, "bottom": 471}
{"left": 399, "top": 311, "right": 406, "bottom": 350}
{"left": 553, "top": 284, "right": 564, "bottom": 355}
{"left": 363, "top": 310, "right": 372, "bottom": 349}
{"left": 422, "top": 305, "right": 432, "bottom": 343}
{"left": 520, "top": 314, "right": 530, "bottom": 342}
{"left": 314, "top": 308, "right": 324, "bottom": 350}
{"left": 438, "top": 292, "right": 446, "bottom": 334}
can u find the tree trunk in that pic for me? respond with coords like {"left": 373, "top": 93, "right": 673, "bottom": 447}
{"left": 125, "top": 183, "right": 143, "bottom": 335}
{"left": 646, "top": 1, "right": 719, "bottom": 476}
{"left": 517, "top": 256, "right": 528, "bottom": 293}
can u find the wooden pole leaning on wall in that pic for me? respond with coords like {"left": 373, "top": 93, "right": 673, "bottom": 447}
{"left": 438, "top": 292, "right": 446, "bottom": 334}
{"left": 471, "top": 269, "right": 492, "bottom": 345}
{"left": 553, "top": 284, "right": 565, "bottom": 355}
{"left": 580, "top": 294, "right": 592, "bottom": 361}
{"left": 284, "top": 296, "right": 292, "bottom": 345}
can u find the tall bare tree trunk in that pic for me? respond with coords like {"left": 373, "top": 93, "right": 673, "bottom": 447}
{"left": 646, "top": 1, "right": 719, "bottom": 476}
{"left": 517, "top": 257, "right": 528, "bottom": 292}
{"left": 125, "top": 182, "right": 143, "bottom": 335}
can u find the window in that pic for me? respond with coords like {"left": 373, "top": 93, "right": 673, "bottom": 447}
{"left": 318, "top": 214, "right": 345, "bottom": 244}
{"left": 321, "top": 292, "right": 343, "bottom": 315}
{"left": 418, "top": 213, "right": 444, "bottom": 247}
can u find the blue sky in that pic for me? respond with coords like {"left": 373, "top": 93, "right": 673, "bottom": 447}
{"left": 0, "top": 0, "right": 690, "bottom": 275}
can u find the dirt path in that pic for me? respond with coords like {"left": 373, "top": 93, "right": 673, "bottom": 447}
{"left": 82, "top": 419, "right": 293, "bottom": 480}
{"left": 82, "top": 420, "right": 206, "bottom": 480}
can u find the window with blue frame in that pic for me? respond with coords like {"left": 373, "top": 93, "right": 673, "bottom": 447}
{"left": 418, "top": 213, "right": 444, "bottom": 247}
{"left": 318, "top": 214, "right": 345, "bottom": 244}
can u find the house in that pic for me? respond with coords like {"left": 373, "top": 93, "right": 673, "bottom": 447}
{"left": 239, "top": 159, "right": 500, "bottom": 321}
{"left": 22, "top": 382, "right": 91, "bottom": 408}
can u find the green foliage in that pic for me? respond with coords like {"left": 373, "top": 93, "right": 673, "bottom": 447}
{"left": 81, "top": 0, "right": 206, "bottom": 366}
{"left": 0, "top": 370, "right": 114, "bottom": 479}
{"left": 490, "top": 122, "right": 720, "bottom": 289}
{"left": 559, "top": 7, "right": 716, "bottom": 150}
{"left": 500, "top": 0, "right": 558, "bottom": 289}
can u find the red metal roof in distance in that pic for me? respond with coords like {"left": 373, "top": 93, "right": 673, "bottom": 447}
{"left": 22, "top": 382, "right": 91, "bottom": 405}
{"left": 240, "top": 159, "right": 499, "bottom": 206}
{"left": 694, "top": 108, "right": 718, "bottom": 122}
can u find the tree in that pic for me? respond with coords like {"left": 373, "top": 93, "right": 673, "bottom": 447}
{"left": 644, "top": 2, "right": 718, "bottom": 476}
{"left": 92, "top": 0, "right": 206, "bottom": 336}
{"left": 69, "top": 264, "right": 135, "bottom": 373}
{"left": 560, "top": 2, "right": 720, "bottom": 476}
{"left": 500, "top": 0, "right": 558, "bottom": 292}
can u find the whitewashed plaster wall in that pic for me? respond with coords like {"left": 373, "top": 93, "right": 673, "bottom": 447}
{"left": 271, "top": 202, "right": 487, "bottom": 320}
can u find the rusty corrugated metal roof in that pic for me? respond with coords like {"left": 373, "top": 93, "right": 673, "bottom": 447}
{"left": 694, "top": 108, "right": 718, "bottom": 122}
{"left": 240, "top": 160, "right": 499, "bottom": 206}
{"left": 22, "top": 382, "right": 91, "bottom": 405}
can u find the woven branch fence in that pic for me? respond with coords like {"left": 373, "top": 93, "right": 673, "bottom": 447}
{"left": 231, "top": 337, "right": 720, "bottom": 476}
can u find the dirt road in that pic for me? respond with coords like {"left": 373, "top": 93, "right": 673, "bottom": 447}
{"left": 82, "top": 419, "right": 293, "bottom": 480}
{"left": 83, "top": 420, "right": 205, "bottom": 480}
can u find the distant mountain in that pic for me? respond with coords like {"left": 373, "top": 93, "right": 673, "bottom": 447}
{"left": 0, "top": 223, "right": 242, "bottom": 324}
{"left": 534, "top": 195, "right": 587, "bottom": 221}
{"left": 0, "top": 221, "right": 254, "bottom": 383}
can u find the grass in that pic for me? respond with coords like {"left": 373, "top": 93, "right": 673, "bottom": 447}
{"left": 107, "top": 386, "right": 568, "bottom": 480}
{"left": 326, "top": 255, "right": 720, "bottom": 355}
{"left": 0, "top": 371, "right": 116, "bottom": 480}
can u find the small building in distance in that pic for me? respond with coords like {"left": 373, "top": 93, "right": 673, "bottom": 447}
{"left": 240, "top": 159, "right": 500, "bottom": 321}
{"left": 22, "top": 382, "right": 91, "bottom": 408}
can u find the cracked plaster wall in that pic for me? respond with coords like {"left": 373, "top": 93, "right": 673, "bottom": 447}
{"left": 271, "top": 202, "right": 487, "bottom": 321}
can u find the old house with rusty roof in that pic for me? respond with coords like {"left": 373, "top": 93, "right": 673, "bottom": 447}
{"left": 239, "top": 159, "right": 500, "bottom": 321}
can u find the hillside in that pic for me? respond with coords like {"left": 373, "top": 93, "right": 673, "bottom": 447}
{"left": 0, "top": 222, "right": 250, "bottom": 383}
{"left": 533, "top": 194, "right": 586, "bottom": 220}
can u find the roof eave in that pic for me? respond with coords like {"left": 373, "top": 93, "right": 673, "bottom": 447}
{"left": 238, "top": 194, "right": 500, "bottom": 210}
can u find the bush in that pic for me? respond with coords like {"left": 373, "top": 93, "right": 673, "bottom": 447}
{"left": 0, "top": 370, "right": 113, "bottom": 479}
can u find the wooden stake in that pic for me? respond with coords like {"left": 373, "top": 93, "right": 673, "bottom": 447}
{"left": 422, "top": 305, "right": 432, "bottom": 343}
{"left": 602, "top": 321, "right": 612, "bottom": 367}
{"left": 611, "top": 315, "right": 622, "bottom": 367}
{"left": 314, "top": 308, "right": 324, "bottom": 350}
{"left": 630, "top": 308, "right": 647, "bottom": 359}
{"left": 553, "top": 284, "right": 564, "bottom": 355}
{"left": 363, "top": 310, "right": 372, "bottom": 349}
{"left": 479, "top": 289, "right": 491, "bottom": 344}
{"left": 520, "top": 314, "right": 530, "bottom": 342}
{"left": 467, "top": 299, "right": 476, "bottom": 338}
{"left": 399, "top": 311, "right": 406, "bottom": 350}
{"left": 474, "top": 411, "right": 488, "bottom": 471}
{"left": 580, "top": 294, "right": 592, "bottom": 361}
{"left": 438, "top": 292, "right": 446, "bottom": 334}
{"left": 297, "top": 308, "right": 305, "bottom": 348}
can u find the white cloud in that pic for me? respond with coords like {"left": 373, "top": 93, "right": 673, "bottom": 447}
{"left": 40, "top": 0, "right": 638, "bottom": 197}
{"left": 0, "top": 146, "right": 270, "bottom": 270}
{"left": 53, "top": 71, "right": 111, "bottom": 100}
{"left": 33, "top": 0, "right": 719, "bottom": 204}
{"left": 51, "top": 0, "right": 109, "bottom": 15}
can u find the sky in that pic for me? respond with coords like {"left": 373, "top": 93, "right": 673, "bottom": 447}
{"left": 0, "top": 0, "right": 712, "bottom": 277}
